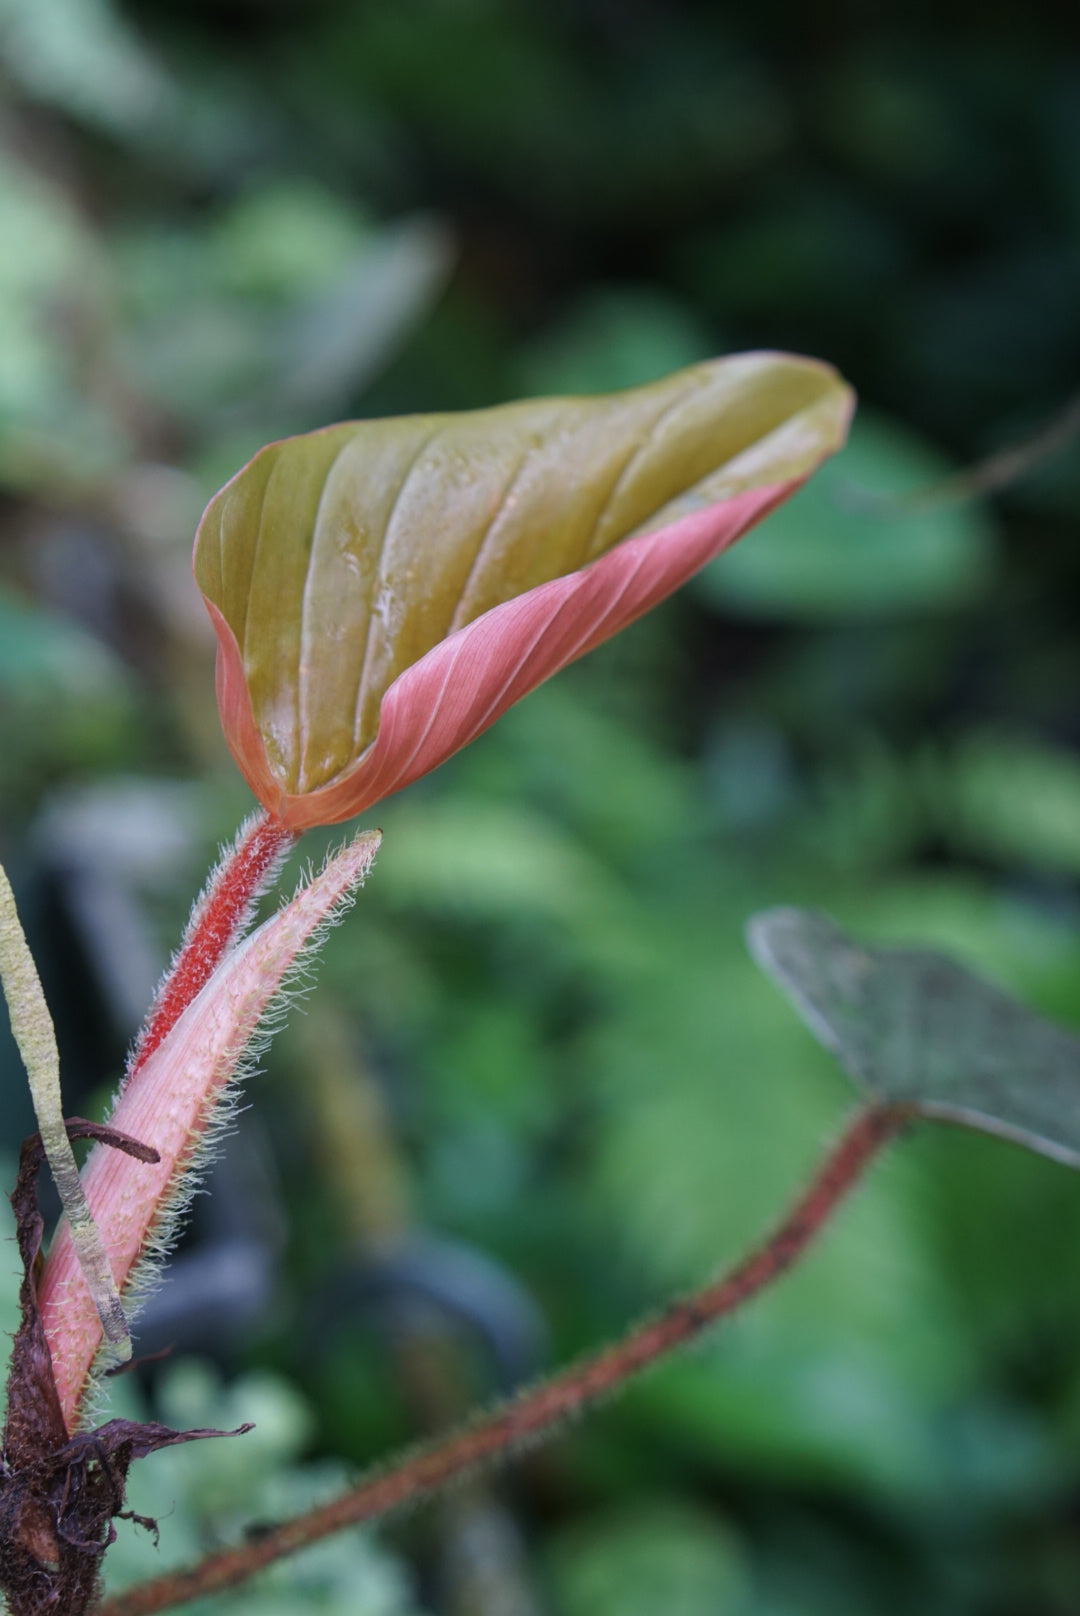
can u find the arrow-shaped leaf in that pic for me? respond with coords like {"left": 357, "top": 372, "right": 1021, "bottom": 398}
{"left": 195, "top": 353, "right": 852, "bottom": 829}
{"left": 748, "top": 907, "right": 1080, "bottom": 1168}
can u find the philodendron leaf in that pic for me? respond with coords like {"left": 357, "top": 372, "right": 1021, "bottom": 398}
{"left": 748, "top": 908, "right": 1080, "bottom": 1168}
{"left": 194, "top": 353, "right": 852, "bottom": 829}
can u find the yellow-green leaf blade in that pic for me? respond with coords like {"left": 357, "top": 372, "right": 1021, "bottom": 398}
{"left": 195, "top": 353, "right": 852, "bottom": 816}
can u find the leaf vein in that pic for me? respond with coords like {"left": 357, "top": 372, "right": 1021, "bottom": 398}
{"left": 579, "top": 370, "right": 716, "bottom": 565}
{"left": 350, "top": 428, "right": 441, "bottom": 753}
{"left": 296, "top": 438, "right": 356, "bottom": 791}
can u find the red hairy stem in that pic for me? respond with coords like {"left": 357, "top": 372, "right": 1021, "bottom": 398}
{"left": 129, "top": 812, "right": 295, "bottom": 1075}
{"left": 94, "top": 1104, "right": 909, "bottom": 1616}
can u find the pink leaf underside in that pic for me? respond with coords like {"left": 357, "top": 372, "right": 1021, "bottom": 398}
{"left": 38, "top": 830, "right": 380, "bottom": 1431}
{"left": 210, "top": 480, "right": 796, "bottom": 830}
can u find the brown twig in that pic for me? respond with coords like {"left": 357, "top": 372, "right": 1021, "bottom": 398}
{"left": 840, "top": 390, "right": 1080, "bottom": 518}
{"left": 95, "top": 1103, "right": 909, "bottom": 1616}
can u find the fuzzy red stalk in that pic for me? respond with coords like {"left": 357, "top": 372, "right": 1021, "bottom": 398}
{"left": 128, "top": 813, "right": 295, "bottom": 1076}
{"left": 95, "top": 1105, "right": 908, "bottom": 1616}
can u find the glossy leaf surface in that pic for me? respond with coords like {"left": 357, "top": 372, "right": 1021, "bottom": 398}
{"left": 748, "top": 908, "right": 1080, "bottom": 1168}
{"left": 194, "top": 353, "right": 852, "bottom": 828}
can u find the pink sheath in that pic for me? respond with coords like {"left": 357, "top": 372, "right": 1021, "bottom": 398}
{"left": 38, "top": 832, "right": 380, "bottom": 1431}
{"left": 208, "top": 481, "right": 798, "bottom": 829}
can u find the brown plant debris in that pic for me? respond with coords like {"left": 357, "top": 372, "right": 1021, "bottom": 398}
{"left": 0, "top": 1120, "right": 252, "bottom": 1616}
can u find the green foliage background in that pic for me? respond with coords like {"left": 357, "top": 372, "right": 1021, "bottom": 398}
{"left": 1, "top": 1, "right": 1079, "bottom": 1611}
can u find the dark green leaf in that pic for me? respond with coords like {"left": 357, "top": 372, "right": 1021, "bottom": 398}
{"left": 748, "top": 908, "right": 1080, "bottom": 1167}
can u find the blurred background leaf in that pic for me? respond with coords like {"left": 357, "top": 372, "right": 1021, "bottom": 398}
{"left": 749, "top": 907, "right": 1080, "bottom": 1164}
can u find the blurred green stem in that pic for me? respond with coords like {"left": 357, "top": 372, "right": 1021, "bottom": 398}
{"left": 299, "top": 1003, "right": 543, "bottom": 1616}
{"left": 95, "top": 1102, "right": 909, "bottom": 1616}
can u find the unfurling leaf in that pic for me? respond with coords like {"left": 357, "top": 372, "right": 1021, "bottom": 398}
{"left": 748, "top": 908, "right": 1080, "bottom": 1168}
{"left": 195, "top": 354, "right": 853, "bottom": 828}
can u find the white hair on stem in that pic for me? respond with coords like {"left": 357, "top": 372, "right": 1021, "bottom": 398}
{"left": 126, "top": 809, "right": 295, "bottom": 1083}
{"left": 37, "top": 827, "right": 382, "bottom": 1430}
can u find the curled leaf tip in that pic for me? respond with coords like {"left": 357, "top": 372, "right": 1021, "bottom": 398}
{"left": 195, "top": 354, "right": 854, "bottom": 828}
